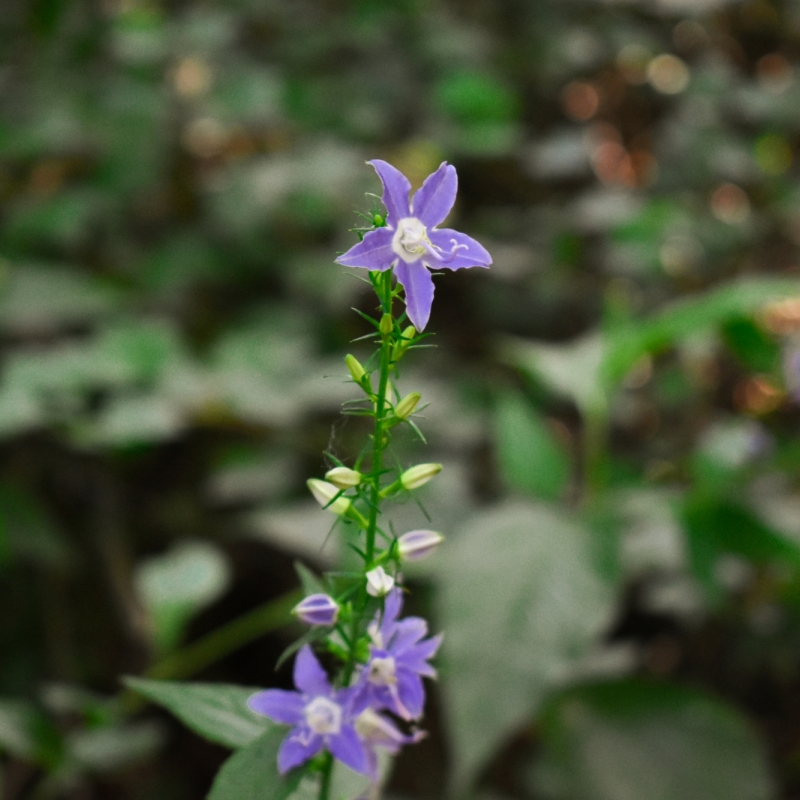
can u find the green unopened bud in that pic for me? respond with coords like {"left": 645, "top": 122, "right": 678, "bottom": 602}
{"left": 307, "top": 479, "right": 351, "bottom": 515}
{"left": 379, "top": 313, "right": 393, "bottom": 336}
{"left": 391, "top": 325, "right": 416, "bottom": 362}
{"left": 325, "top": 466, "right": 362, "bottom": 489}
{"left": 400, "top": 463, "right": 442, "bottom": 491}
{"left": 345, "top": 354, "right": 366, "bottom": 384}
{"left": 395, "top": 392, "right": 421, "bottom": 420}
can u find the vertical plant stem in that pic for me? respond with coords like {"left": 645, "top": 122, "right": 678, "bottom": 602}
{"left": 318, "top": 751, "right": 334, "bottom": 800}
{"left": 365, "top": 270, "right": 394, "bottom": 562}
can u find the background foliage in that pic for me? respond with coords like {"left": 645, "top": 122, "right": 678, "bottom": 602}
{"left": 3, "top": 0, "right": 800, "bottom": 797}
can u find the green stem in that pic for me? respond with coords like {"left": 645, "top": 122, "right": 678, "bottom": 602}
{"left": 318, "top": 752, "right": 334, "bottom": 800}
{"left": 365, "top": 272, "right": 394, "bottom": 562}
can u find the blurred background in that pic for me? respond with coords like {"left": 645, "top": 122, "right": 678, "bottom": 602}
{"left": 4, "top": 0, "right": 800, "bottom": 798}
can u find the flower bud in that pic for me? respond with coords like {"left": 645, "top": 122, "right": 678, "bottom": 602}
{"left": 345, "top": 354, "right": 367, "bottom": 385}
{"left": 307, "top": 479, "right": 351, "bottom": 515}
{"left": 394, "top": 392, "right": 421, "bottom": 420}
{"left": 365, "top": 566, "right": 395, "bottom": 597}
{"left": 325, "top": 466, "right": 362, "bottom": 489}
{"left": 379, "top": 313, "right": 393, "bottom": 336}
{"left": 400, "top": 463, "right": 442, "bottom": 491}
{"left": 397, "top": 529, "right": 444, "bottom": 562}
{"left": 292, "top": 594, "right": 339, "bottom": 626}
{"left": 391, "top": 325, "right": 416, "bottom": 362}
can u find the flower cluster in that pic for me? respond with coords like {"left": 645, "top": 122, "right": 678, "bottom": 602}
{"left": 248, "top": 589, "right": 439, "bottom": 780}
{"left": 246, "top": 160, "right": 488, "bottom": 794}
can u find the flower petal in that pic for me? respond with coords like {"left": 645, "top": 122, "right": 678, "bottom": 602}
{"left": 396, "top": 668, "right": 425, "bottom": 720}
{"left": 378, "top": 588, "right": 404, "bottom": 642}
{"left": 388, "top": 617, "right": 428, "bottom": 653}
{"left": 411, "top": 162, "right": 457, "bottom": 229}
{"left": 401, "top": 633, "right": 443, "bottom": 678}
{"left": 294, "top": 645, "right": 331, "bottom": 697}
{"left": 427, "top": 228, "right": 492, "bottom": 271}
{"left": 368, "top": 160, "right": 411, "bottom": 226}
{"left": 328, "top": 724, "right": 369, "bottom": 775}
{"left": 247, "top": 689, "right": 305, "bottom": 724}
{"left": 395, "top": 260, "right": 434, "bottom": 332}
{"left": 278, "top": 731, "right": 323, "bottom": 774}
{"left": 335, "top": 227, "right": 396, "bottom": 271}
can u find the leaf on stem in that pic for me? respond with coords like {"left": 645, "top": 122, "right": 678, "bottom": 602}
{"left": 123, "top": 678, "right": 271, "bottom": 750}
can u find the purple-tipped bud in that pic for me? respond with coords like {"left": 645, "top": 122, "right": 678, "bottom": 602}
{"left": 366, "top": 566, "right": 395, "bottom": 597}
{"left": 397, "top": 529, "right": 444, "bottom": 562}
{"left": 292, "top": 594, "right": 339, "bottom": 626}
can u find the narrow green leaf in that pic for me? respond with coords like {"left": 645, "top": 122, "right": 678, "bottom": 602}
{"left": 123, "top": 678, "right": 270, "bottom": 750}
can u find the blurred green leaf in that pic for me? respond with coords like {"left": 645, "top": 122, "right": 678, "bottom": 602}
{"left": 435, "top": 71, "right": 518, "bottom": 124}
{"left": 603, "top": 278, "right": 800, "bottom": 387}
{"left": 66, "top": 720, "right": 165, "bottom": 773}
{"left": 207, "top": 728, "right": 302, "bottom": 800}
{"left": 0, "top": 698, "right": 61, "bottom": 767}
{"left": 134, "top": 541, "right": 232, "bottom": 652}
{"left": 683, "top": 497, "right": 800, "bottom": 595}
{"left": 531, "top": 681, "right": 774, "bottom": 800}
{"left": 124, "top": 678, "right": 271, "bottom": 750}
{"left": 438, "top": 501, "right": 615, "bottom": 790}
{"left": 0, "top": 263, "right": 120, "bottom": 335}
{"left": 494, "top": 390, "right": 571, "bottom": 500}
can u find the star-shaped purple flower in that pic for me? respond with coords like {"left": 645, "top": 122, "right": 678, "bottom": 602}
{"left": 336, "top": 160, "right": 492, "bottom": 331}
{"left": 355, "top": 588, "right": 442, "bottom": 721}
{"left": 247, "top": 645, "right": 368, "bottom": 775}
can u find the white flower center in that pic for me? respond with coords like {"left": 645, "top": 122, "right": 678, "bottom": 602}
{"left": 392, "top": 218, "right": 431, "bottom": 262}
{"left": 367, "top": 656, "right": 397, "bottom": 686}
{"left": 304, "top": 697, "right": 342, "bottom": 735}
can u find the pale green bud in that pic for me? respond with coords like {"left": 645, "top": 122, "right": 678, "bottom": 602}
{"left": 394, "top": 392, "right": 421, "bottom": 420}
{"left": 325, "top": 466, "right": 362, "bottom": 489}
{"left": 345, "top": 354, "right": 367, "bottom": 384}
{"left": 365, "top": 566, "right": 395, "bottom": 597}
{"left": 400, "top": 463, "right": 442, "bottom": 491}
{"left": 391, "top": 325, "right": 416, "bottom": 362}
{"left": 307, "top": 479, "right": 351, "bottom": 515}
{"left": 379, "top": 313, "right": 393, "bottom": 336}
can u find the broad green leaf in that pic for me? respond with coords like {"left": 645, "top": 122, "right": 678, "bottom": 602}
{"left": 207, "top": 728, "right": 302, "bottom": 800}
{"left": 494, "top": 390, "right": 571, "bottom": 500}
{"left": 123, "top": 678, "right": 270, "bottom": 750}
{"left": 134, "top": 541, "right": 232, "bottom": 651}
{"left": 437, "top": 502, "right": 616, "bottom": 790}
{"left": 531, "top": 681, "right": 775, "bottom": 800}
{"left": 502, "top": 332, "right": 605, "bottom": 415}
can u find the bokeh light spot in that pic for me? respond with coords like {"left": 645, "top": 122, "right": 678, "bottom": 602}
{"left": 710, "top": 183, "right": 750, "bottom": 224}
{"left": 647, "top": 54, "right": 690, "bottom": 94}
{"left": 561, "top": 81, "right": 600, "bottom": 121}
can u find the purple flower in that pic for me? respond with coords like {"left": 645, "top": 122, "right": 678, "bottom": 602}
{"left": 248, "top": 645, "right": 368, "bottom": 775}
{"left": 336, "top": 160, "right": 492, "bottom": 331}
{"left": 354, "top": 708, "right": 426, "bottom": 782}
{"left": 356, "top": 588, "right": 442, "bottom": 721}
{"left": 292, "top": 594, "right": 339, "bottom": 626}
